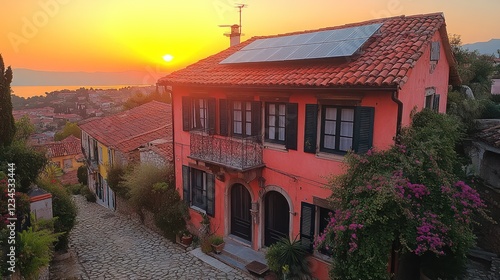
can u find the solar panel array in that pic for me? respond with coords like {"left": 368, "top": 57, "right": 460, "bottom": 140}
{"left": 220, "top": 23, "right": 382, "bottom": 64}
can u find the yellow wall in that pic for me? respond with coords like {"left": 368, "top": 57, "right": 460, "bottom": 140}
{"left": 51, "top": 155, "right": 83, "bottom": 172}
{"left": 97, "top": 141, "right": 113, "bottom": 179}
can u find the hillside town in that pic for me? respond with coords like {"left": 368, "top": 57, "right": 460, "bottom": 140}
{"left": 1, "top": 10, "right": 500, "bottom": 280}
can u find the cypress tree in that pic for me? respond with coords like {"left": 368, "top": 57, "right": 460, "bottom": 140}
{"left": 0, "top": 54, "right": 16, "bottom": 147}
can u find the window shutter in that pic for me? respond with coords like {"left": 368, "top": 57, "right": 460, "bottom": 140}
{"left": 304, "top": 104, "right": 318, "bottom": 153}
{"left": 300, "top": 202, "right": 316, "bottom": 252}
{"left": 182, "top": 165, "right": 190, "bottom": 204}
{"left": 206, "top": 173, "right": 215, "bottom": 217}
{"left": 285, "top": 103, "right": 298, "bottom": 150}
{"left": 208, "top": 98, "right": 216, "bottom": 135}
{"left": 353, "top": 106, "right": 374, "bottom": 154}
{"left": 182, "top": 96, "right": 191, "bottom": 131}
{"left": 251, "top": 101, "right": 262, "bottom": 137}
{"left": 432, "top": 94, "right": 440, "bottom": 112}
{"left": 431, "top": 41, "right": 440, "bottom": 61}
{"left": 219, "top": 99, "right": 228, "bottom": 136}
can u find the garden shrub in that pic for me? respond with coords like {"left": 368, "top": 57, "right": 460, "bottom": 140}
{"left": 66, "top": 184, "right": 82, "bottom": 195}
{"left": 77, "top": 165, "right": 87, "bottom": 185}
{"left": 266, "top": 237, "right": 312, "bottom": 280}
{"left": 37, "top": 180, "right": 77, "bottom": 251}
{"left": 17, "top": 223, "right": 60, "bottom": 279}
{"left": 79, "top": 185, "right": 96, "bottom": 202}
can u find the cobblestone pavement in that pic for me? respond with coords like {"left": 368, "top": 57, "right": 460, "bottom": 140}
{"left": 62, "top": 196, "right": 253, "bottom": 280}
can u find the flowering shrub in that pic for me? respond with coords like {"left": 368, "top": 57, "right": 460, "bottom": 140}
{"left": 316, "top": 110, "right": 489, "bottom": 279}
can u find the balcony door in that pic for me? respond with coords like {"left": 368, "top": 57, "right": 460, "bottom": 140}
{"left": 230, "top": 183, "right": 252, "bottom": 241}
{"left": 264, "top": 191, "right": 289, "bottom": 247}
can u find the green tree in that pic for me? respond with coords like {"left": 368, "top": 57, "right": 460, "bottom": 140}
{"left": 0, "top": 55, "right": 16, "bottom": 147}
{"left": 54, "top": 122, "right": 81, "bottom": 141}
{"left": 0, "top": 144, "right": 47, "bottom": 193}
{"left": 14, "top": 115, "right": 35, "bottom": 143}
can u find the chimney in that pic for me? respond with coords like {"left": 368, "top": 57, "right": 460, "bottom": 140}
{"left": 229, "top": 24, "right": 240, "bottom": 47}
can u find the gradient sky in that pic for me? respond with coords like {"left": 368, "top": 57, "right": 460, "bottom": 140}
{"left": 1, "top": 0, "right": 499, "bottom": 74}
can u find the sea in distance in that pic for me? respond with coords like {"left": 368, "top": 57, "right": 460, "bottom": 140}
{"left": 11, "top": 85, "right": 150, "bottom": 99}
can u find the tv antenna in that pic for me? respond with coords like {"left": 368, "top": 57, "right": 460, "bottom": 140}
{"left": 219, "top": 3, "right": 248, "bottom": 36}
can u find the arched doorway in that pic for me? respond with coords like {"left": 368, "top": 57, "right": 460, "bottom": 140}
{"left": 230, "top": 183, "right": 252, "bottom": 241}
{"left": 264, "top": 191, "right": 290, "bottom": 247}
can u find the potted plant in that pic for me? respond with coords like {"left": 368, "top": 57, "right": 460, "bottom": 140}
{"left": 180, "top": 230, "right": 193, "bottom": 246}
{"left": 210, "top": 235, "right": 225, "bottom": 254}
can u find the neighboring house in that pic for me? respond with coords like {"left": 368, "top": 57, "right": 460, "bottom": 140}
{"left": 79, "top": 101, "right": 172, "bottom": 210}
{"left": 139, "top": 138, "right": 173, "bottom": 168}
{"left": 469, "top": 119, "right": 500, "bottom": 189}
{"left": 36, "top": 135, "right": 84, "bottom": 172}
{"left": 492, "top": 79, "right": 500, "bottom": 95}
{"left": 157, "top": 13, "right": 458, "bottom": 278}
{"left": 28, "top": 187, "right": 53, "bottom": 221}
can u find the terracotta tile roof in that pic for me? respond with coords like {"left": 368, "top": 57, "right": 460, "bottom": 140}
{"left": 144, "top": 139, "right": 174, "bottom": 162}
{"left": 158, "top": 13, "right": 459, "bottom": 89}
{"left": 39, "top": 135, "right": 82, "bottom": 158}
{"left": 79, "top": 101, "right": 172, "bottom": 153}
{"left": 476, "top": 120, "right": 500, "bottom": 149}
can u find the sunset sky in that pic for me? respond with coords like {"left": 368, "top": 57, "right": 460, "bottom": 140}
{"left": 1, "top": 0, "right": 499, "bottom": 76}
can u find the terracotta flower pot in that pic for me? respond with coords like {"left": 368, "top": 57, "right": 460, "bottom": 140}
{"left": 211, "top": 242, "right": 225, "bottom": 254}
{"left": 181, "top": 234, "right": 193, "bottom": 245}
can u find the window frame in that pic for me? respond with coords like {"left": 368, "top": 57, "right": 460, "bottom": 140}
{"left": 265, "top": 102, "right": 287, "bottom": 145}
{"left": 191, "top": 168, "right": 207, "bottom": 211}
{"left": 300, "top": 201, "right": 334, "bottom": 257}
{"left": 192, "top": 97, "right": 208, "bottom": 131}
{"left": 182, "top": 166, "right": 215, "bottom": 216}
{"left": 231, "top": 100, "right": 253, "bottom": 137}
{"left": 319, "top": 105, "right": 355, "bottom": 155}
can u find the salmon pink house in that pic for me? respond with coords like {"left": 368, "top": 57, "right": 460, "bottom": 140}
{"left": 158, "top": 13, "right": 459, "bottom": 278}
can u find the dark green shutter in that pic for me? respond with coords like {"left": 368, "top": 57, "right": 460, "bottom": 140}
{"left": 206, "top": 173, "right": 215, "bottom": 217}
{"left": 433, "top": 94, "right": 440, "bottom": 112}
{"left": 285, "top": 103, "right": 298, "bottom": 150}
{"left": 353, "top": 106, "right": 374, "bottom": 154}
{"left": 182, "top": 165, "right": 190, "bottom": 204}
{"left": 182, "top": 96, "right": 191, "bottom": 131}
{"left": 219, "top": 99, "right": 228, "bottom": 136}
{"left": 300, "top": 202, "right": 316, "bottom": 252}
{"left": 251, "top": 101, "right": 262, "bottom": 137}
{"left": 208, "top": 98, "right": 216, "bottom": 135}
{"left": 304, "top": 104, "right": 318, "bottom": 153}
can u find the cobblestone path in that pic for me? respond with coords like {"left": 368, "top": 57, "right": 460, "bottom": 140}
{"left": 59, "top": 195, "right": 253, "bottom": 280}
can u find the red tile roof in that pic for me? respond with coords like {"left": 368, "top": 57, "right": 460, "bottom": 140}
{"left": 476, "top": 120, "right": 500, "bottom": 149}
{"left": 79, "top": 101, "right": 172, "bottom": 153}
{"left": 158, "top": 13, "right": 459, "bottom": 89}
{"left": 39, "top": 135, "right": 82, "bottom": 158}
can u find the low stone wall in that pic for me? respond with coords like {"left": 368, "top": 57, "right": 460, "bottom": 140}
{"left": 114, "top": 196, "right": 164, "bottom": 237}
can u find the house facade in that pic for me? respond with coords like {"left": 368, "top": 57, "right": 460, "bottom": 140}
{"left": 158, "top": 13, "right": 458, "bottom": 278}
{"left": 79, "top": 101, "right": 172, "bottom": 210}
{"left": 38, "top": 135, "right": 84, "bottom": 172}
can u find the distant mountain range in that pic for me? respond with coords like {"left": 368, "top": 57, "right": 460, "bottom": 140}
{"left": 11, "top": 68, "right": 167, "bottom": 86}
{"left": 463, "top": 39, "right": 500, "bottom": 56}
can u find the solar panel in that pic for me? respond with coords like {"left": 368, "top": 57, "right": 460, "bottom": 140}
{"left": 220, "top": 23, "right": 382, "bottom": 64}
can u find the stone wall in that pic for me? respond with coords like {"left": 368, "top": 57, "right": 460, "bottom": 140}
{"left": 114, "top": 196, "right": 164, "bottom": 237}
{"left": 140, "top": 150, "right": 167, "bottom": 168}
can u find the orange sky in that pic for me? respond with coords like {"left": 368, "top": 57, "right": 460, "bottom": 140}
{"left": 1, "top": 0, "right": 499, "bottom": 74}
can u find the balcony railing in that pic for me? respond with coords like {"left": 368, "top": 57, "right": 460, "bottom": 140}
{"left": 189, "top": 131, "right": 264, "bottom": 171}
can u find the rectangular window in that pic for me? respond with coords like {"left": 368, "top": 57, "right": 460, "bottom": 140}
{"left": 266, "top": 103, "right": 286, "bottom": 144}
{"left": 321, "top": 106, "right": 355, "bottom": 154}
{"left": 232, "top": 101, "right": 252, "bottom": 137}
{"left": 182, "top": 166, "right": 215, "bottom": 216}
{"left": 191, "top": 169, "right": 207, "bottom": 210}
{"left": 300, "top": 202, "right": 334, "bottom": 256}
{"left": 98, "top": 146, "right": 103, "bottom": 164}
{"left": 63, "top": 159, "right": 73, "bottom": 169}
{"left": 182, "top": 96, "right": 215, "bottom": 133}
{"left": 193, "top": 98, "right": 208, "bottom": 130}
{"left": 424, "top": 88, "right": 440, "bottom": 112}
{"left": 108, "top": 149, "right": 113, "bottom": 167}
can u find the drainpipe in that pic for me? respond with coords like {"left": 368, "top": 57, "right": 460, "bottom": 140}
{"left": 391, "top": 90, "right": 403, "bottom": 144}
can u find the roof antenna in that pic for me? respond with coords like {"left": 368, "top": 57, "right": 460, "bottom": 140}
{"left": 219, "top": 3, "right": 248, "bottom": 47}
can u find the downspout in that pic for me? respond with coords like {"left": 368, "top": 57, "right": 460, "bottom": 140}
{"left": 391, "top": 89, "right": 403, "bottom": 144}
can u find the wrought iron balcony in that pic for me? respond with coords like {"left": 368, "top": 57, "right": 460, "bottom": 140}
{"left": 189, "top": 131, "right": 264, "bottom": 171}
